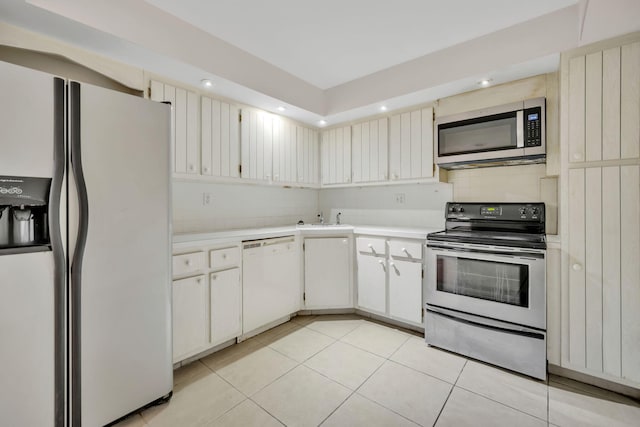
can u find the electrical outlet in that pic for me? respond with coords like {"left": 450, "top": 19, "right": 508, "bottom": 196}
{"left": 203, "top": 192, "right": 213, "bottom": 206}
{"left": 395, "top": 193, "right": 406, "bottom": 204}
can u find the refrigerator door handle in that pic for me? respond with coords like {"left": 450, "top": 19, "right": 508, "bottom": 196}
{"left": 69, "top": 80, "right": 89, "bottom": 426}
{"left": 51, "top": 77, "right": 67, "bottom": 427}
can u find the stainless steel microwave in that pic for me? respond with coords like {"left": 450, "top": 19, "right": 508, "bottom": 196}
{"left": 435, "top": 98, "right": 545, "bottom": 169}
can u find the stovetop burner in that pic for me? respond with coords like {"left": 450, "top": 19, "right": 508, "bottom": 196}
{"left": 428, "top": 202, "right": 547, "bottom": 249}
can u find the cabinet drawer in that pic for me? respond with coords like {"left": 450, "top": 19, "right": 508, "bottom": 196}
{"left": 210, "top": 246, "right": 240, "bottom": 270}
{"left": 172, "top": 251, "right": 206, "bottom": 277}
{"left": 356, "top": 237, "right": 387, "bottom": 255}
{"left": 389, "top": 240, "right": 423, "bottom": 261}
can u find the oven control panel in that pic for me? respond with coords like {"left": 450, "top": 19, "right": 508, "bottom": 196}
{"left": 446, "top": 202, "right": 545, "bottom": 222}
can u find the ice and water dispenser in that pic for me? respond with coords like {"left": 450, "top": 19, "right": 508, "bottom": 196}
{"left": 0, "top": 176, "right": 51, "bottom": 251}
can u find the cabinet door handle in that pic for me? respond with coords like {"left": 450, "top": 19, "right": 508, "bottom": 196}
{"left": 212, "top": 275, "right": 217, "bottom": 280}
{"left": 196, "top": 277, "right": 202, "bottom": 283}
{"left": 222, "top": 254, "right": 227, "bottom": 259}
{"left": 572, "top": 263, "right": 582, "bottom": 271}
{"left": 203, "top": 166, "right": 209, "bottom": 173}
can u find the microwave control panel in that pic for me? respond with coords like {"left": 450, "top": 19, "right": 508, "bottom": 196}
{"left": 524, "top": 107, "right": 542, "bottom": 147}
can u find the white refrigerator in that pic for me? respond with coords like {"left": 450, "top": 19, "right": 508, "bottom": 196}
{"left": 0, "top": 60, "right": 173, "bottom": 426}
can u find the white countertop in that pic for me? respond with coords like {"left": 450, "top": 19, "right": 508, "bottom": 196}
{"left": 173, "top": 224, "right": 442, "bottom": 246}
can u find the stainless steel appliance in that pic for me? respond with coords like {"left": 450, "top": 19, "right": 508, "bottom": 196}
{"left": 435, "top": 98, "right": 545, "bottom": 169}
{"left": 0, "top": 60, "right": 172, "bottom": 426}
{"left": 425, "top": 202, "right": 547, "bottom": 380}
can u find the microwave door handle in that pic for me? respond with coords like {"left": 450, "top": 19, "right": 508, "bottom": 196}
{"left": 516, "top": 110, "right": 524, "bottom": 148}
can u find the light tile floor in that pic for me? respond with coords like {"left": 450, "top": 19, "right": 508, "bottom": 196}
{"left": 115, "top": 314, "right": 640, "bottom": 426}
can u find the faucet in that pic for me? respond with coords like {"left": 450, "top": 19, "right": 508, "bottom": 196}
{"left": 336, "top": 212, "right": 342, "bottom": 225}
{"left": 317, "top": 211, "right": 324, "bottom": 224}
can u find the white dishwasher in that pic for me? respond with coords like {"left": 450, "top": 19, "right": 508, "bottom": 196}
{"left": 242, "top": 236, "right": 300, "bottom": 334}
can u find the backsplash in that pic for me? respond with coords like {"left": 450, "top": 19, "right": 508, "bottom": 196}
{"left": 319, "top": 182, "right": 453, "bottom": 229}
{"left": 172, "top": 181, "right": 319, "bottom": 233}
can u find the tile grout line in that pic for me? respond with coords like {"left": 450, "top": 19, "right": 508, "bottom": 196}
{"left": 453, "top": 382, "right": 550, "bottom": 424}
{"left": 316, "top": 340, "right": 408, "bottom": 427}
{"left": 432, "top": 359, "right": 468, "bottom": 426}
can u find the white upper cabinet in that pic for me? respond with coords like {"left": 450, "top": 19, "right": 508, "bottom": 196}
{"left": 150, "top": 80, "right": 199, "bottom": 175}
{"left": 241, "top": 109, "right": 319, "bottom": 185}
{"left": 241, "top": 109, "right": 273, "bottom": 181}
{"left": 352, "top": 118, "right": 388, "bottom": 183}
{"left": 389, "top": 107, "right": 434, "bottom": 180}
{"left": 321, "top": 126, "right": 352, "bottom": 185}
{"left": 201, "top": 96, "right": 240, "bottom": 178}
{"left": 568, "top": 42, "right": 640, "bottom": 163}
{"left": 296, "top": 125, "right": 319, "bottom": 185}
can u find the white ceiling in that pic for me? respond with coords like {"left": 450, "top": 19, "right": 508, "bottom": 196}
{"left": 144, "top": 0, "right": 576, "bottom": 89}
{"left": 1, "top": 0, "right": 640, "bottom": 127}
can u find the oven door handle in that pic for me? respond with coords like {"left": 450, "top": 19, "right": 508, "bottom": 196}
{"left": 427, "top": 243, "right": 544, "bottom": 259}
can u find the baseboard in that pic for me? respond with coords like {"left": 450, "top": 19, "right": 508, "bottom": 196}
{"left": 548, "top": 364, "right": 640, "bottom": 399}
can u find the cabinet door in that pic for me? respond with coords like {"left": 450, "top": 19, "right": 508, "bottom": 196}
{"left": 389, "top": 107, "right": 433, "bottom": 180}
{"left": 240, "top": 109, "right": 274, "bottom": 181}
{"left": 357, "top": 253, "right": 386, "bottom": 314}
{"left": 304, "top": 238, "right": 352, "bottom": 309}
{"left": 150, "top": 80, "right": 199, "bottom": 175}
{"left": 172, "top": 275, "right": 208, "bottom": 362}
{"left": 352, "top": 119, "right": 388, "bottom": 183}
{"left": 567, "top": 165, "right": 640, "bottom": 381}
{"left": 210, "top": 268, "right": 241, "bottom": 345}
{"left": 321, "top": 126, "right": 351, "bottom": 185}
{"left": 389, "top": 260, "right": 423, "bottom": 325}
{"left": 202, "top": 97, "right": 240, "bottom": 177}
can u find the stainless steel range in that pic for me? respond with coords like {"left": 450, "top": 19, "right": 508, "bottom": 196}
{"left": 425, "top": 202, "right": 547, "bottom": 380}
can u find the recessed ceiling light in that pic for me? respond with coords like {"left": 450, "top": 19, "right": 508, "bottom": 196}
{"left": 201, "top": 79, "right": 214, "bottom": 88}
{"left": 319, "top": 120, "right": 327, "bottom": 126}
{"left": 380, "top": 105, "right": 388, "bottom": 111}
{"left": 277, "top": 106, "right": 286, "bottom": 112}
{"left": 479, "top": 79, "right": 492, "bottom": 87}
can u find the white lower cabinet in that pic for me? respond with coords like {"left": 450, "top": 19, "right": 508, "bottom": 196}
{"left": 172, "top": 243, "right": 242, "bottom": 363}
{"left": 357, "top": 253, "right": 387, "bottom": 314}
{"left": 210, "top": 268, "right": 241, "bottom": 345}
{"left": 304, "top": 237, "right": 352, "bottom": 309}
{"left": 388, "top": 259, "right": 422, "bottom": 324}
{"left": 356, "top": 236, "right": 424, "bottom": 327}
{"left": 172, "top": 275, "right": 208, "bottom": 362}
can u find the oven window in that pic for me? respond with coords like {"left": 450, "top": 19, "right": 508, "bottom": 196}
{"left": 436, "top": 255, "right": 529, "bottom": 307}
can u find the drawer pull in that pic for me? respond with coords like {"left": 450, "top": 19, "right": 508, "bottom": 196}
{"left": 185, "top": 259, "right": 193, "bottom": 266}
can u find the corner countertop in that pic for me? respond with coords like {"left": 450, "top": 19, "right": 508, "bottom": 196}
{"left": 173, "top": 224, "right": 443, "bottom": 246}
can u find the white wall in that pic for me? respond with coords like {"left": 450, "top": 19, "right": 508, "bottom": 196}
{"left": 318, "top": 183, "right": 453, "bottom": 229}
{"left": 172, "top": 181, "right": 319, "bottom": 233}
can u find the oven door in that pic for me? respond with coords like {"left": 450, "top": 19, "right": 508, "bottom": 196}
{"left": 425, "top": 241, "right": 545, "bottom": 329}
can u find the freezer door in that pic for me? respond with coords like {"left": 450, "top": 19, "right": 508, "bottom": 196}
{"left": 0, "top": 61, "right": 66, "bottom": 427}
{"left": 68, "top": 82, "right": 172, "bottom": 426}
{"left": 0, "top": 253, "right": 56, "bottom": 426}
{"left": 0, "top": 60, "right": 55, "bottom": 177}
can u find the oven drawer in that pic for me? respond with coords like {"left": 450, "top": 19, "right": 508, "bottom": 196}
{"left": 425, "top": 306, "right": 546, "bottom": 380}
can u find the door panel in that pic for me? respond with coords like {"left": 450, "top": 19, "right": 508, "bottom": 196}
{"left": 389, "top": 260, "right": 422, "bottom": 325}
{"left": 357, "top": 253, "right": 386, "bottom": 314}
{"left": 304, "top": 238, "right": 351, "bottom": 308}
{"left": 0, "top": 252, "right": 55, "bottom": 427}
{"left": 0, "top": 61, "right": 54, "bottom": 177}
{"left": 78, "top": 83, "right": 172, "bottom": 426}
{"left": 211, "top": 268, "right": 241, "bottom": 345}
